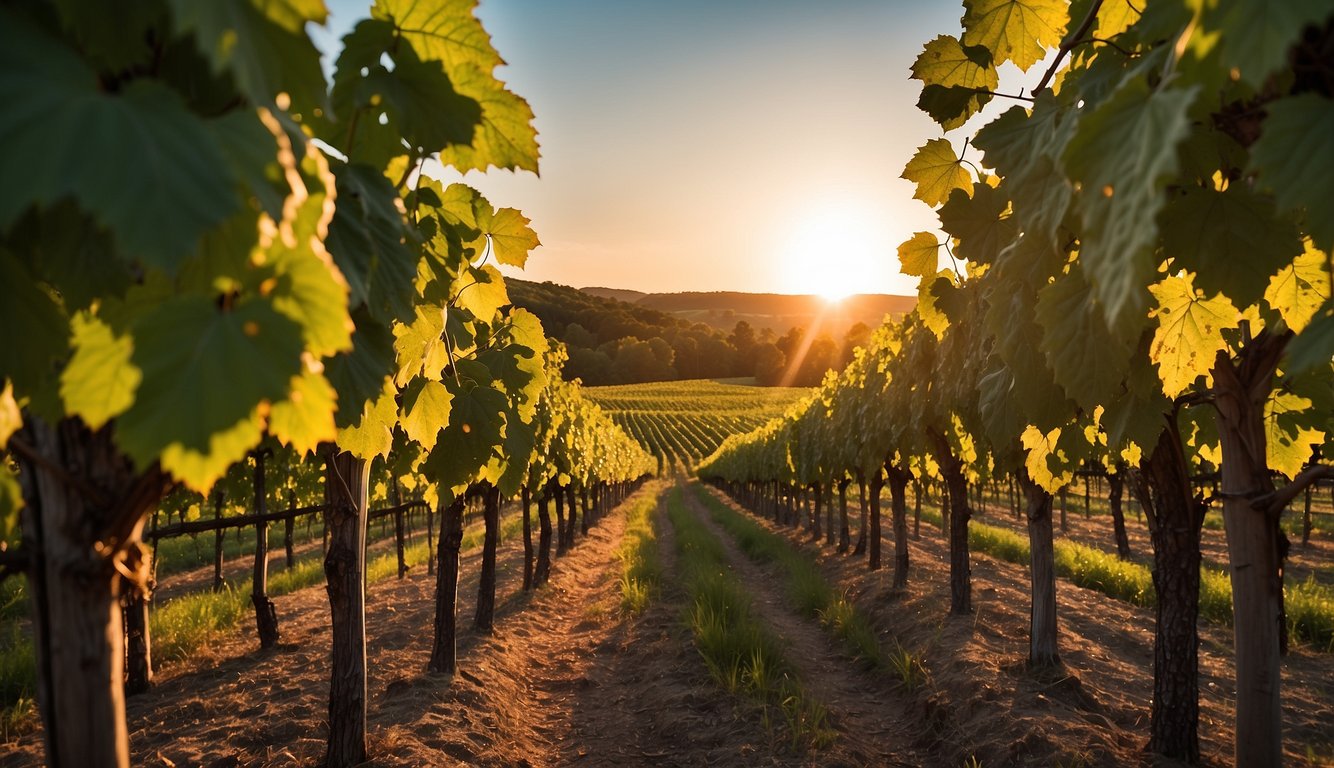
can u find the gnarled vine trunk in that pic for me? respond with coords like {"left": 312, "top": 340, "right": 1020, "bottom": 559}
{"left": 930, "top": 432, "right": 972, "bottom": 615}
{"left": 475, "top": 483, "right": 500, "bottom": 632}
{"left": 429, "top": 496, "right": 467, "bottom": 674}
{"left": 251, "top": 450, "right": 278, "bottom": 649}
{"left": 323, "top": 449, "right": 370, "bottom": 768}
{"left": 1017, "top": 470, "right": 1058, "bottom": 666}
{"left": 535, "top": 491, "right": 553, "bottom": 585}
{"left": 522, "top": 486, "right": 534, "bottom": 591}
{"left": 886, "top": 464, "right": 911, "bottom": 591}
{"left": 867, "top": 470, "right": 884, "bottom": 571}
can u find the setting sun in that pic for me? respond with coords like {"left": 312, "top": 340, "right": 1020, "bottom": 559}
{"left": 779, "top": 198, "right": 891, "bottom": 300}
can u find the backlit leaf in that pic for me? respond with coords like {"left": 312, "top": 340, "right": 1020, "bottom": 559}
{"left": 60, "top": 313, "right": 140, "bottom": 430}
{"left": 903, "top": 139, "right": 974, "bottom": 208}
{"left": 1265, "top": 239, "right": 1330, "bottom": 333}
{"left": 1250, "top": 94, "right": 1334, "bottom": 251}
{"left": 962, "top": 0, "right": 1069, "bottom": 71}
{"left": 1147, "top": 274, "right": 1239, "bottom": 398}
{"left": 898, "top": 232, "right": 941, "bottom": 278}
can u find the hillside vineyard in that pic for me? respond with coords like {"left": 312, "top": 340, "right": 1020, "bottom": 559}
{"left": 0, "top": 1, "right": 1332, "bottom": 768}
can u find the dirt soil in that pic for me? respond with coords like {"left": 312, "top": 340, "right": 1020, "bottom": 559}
{"left": 4, "top": 479, "right": 1331, "bottom": 767}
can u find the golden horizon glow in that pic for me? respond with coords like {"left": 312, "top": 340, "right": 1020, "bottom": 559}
{"left": 779, "top": 197, "right": 892, "bottom": 302}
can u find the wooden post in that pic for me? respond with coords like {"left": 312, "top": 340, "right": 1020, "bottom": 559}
{"left": 284, "top": 491, "right": 296, "bottom": 570}
{"left": 323, "top": 449, "right": 370, "bottom": 768}
{"left": 251, "top": 450, "right": 279, "bottom": 649}
{"left": 212, "top": 490, "right": 225, "bottom": 593}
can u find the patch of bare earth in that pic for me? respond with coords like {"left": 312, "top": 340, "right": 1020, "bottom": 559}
{"left": 680, "top": 484, "right": 926, "bottom": 767}
{"left": 701, "top": 484, "right": 1334, "bottom": 768}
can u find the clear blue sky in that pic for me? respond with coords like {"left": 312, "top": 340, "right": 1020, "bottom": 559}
{"left": 315, "top": 1, "right": 1040, "bottom": 297}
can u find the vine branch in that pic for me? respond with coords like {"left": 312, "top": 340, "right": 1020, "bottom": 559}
{"left": 1251, "top": 465, "right": 1334, "bottom": 517}
{"left": 1034, "top": 0, "right": 1104, "bottom": 95}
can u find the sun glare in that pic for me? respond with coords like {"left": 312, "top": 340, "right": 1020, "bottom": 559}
{"left": 779, "top": 198, "right": 888, "bottom": 302}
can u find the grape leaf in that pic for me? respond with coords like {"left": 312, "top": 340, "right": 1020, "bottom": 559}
{"left": 326, "top": 310, "right": 396, "bottom": 428}
{"left": 1264, "top": 390, "right": 1325, "bottom": 480}
{"left": 373, "top": 0, "right": 503, "bottom": 73}
{"left": 1160, "top": 185, "right": 1303, "bottom": 309}
{"left": 973, "top": 95, "right": 1074, "bottom": 247}
{"left": 1147, "top": 274, "right": 1240, "bottom": 398}
{"left": 268, "top": 367, "right": 337, "bottom": 456}
{"left": 455, "top": 265, "right": 510, "bottom": 323}
{"left": 1250, "top": 94, "right": 1334, "bottom": 251}
{"left": 1211, "top": 0, "right": 1331, "bottom": 89}
{"left": 0, "top": 462, "right": 20, "bottom": 541}
{"left": 1035, "top": 264, "right": 1134, "bottom": 411}
{"left": 0, "top": 249, "right": 69, "bottom": 394}
{"left": 1283, "top": 298, "right": 1334, "bottom": 376}
{"left": 476, "top": 206, "right": 540, "bottom": 268}
{"left": 897, "top": 232, "right": 941, "bottom": 278}
{"left": 1063, "top": 79, "right": 1198, "bottom": 337}
{"left": 117, "top": 296, "right": 304, "bottom": 471}
{"left": 911, "top": 36, "right": 998, "bottom": 129}
{"left": 393, "top": 303, "right": 449, "bottom": 386}
{"left": 336, "top": 382, "right": 397, "bottom": 460}
{"left": 938, "top": 185, "right": 1015, "bottom": 265}
{"left": 0, "top": 381, "right": 20, "bottom": 449}
{"left": 902, "top": 139, "right": 974, "bottom": 208}
{"left": 1265, "top": 239, "right": 1330, "bottom": 333}
{"left": 326, "top": 163, "right": 419, "bottom": 324}
{"left": 399, "top": 377, "right": 454, "bottom": 452}
{"left": 1021, "top": 425, "right": 1075, "bottom": 494}
{"left": 168, "top": 0, "right": 329, "bottom": 116}
{"left": 961, "top": 0, "right": 1069, "bottom": 71}
{"left": 422, "top": 380, "right": 508, "bottom": 490}
{"left": 60, "top": 313, "right": 140, "bottom": 430}
{"left": 0, "top": 13, "right": 237, "bottom": 272}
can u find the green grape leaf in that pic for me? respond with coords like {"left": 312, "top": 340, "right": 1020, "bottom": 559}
{"left": 1100, "top": 337, "right": 1172, "bottom": 452}
{"left": 476, "top": 206, "right": 540, "bottom": 268}
{"left": 1250, "top": 94, "right": 1334, "bottom": 251}
{"left": 400, "top": 377, "right": 453, "bottom": 452}
{"left": 159, "top": 408, "right": 264, "bottom": 492}
{"left": 422, "top": 380, "right": 508, "bottom": 490}
{"left": 1063, "top": 79, "right": 1197, "bottom": 336}
{"left": 1035, "top": 264, "right": 1134, "bottom": 411}
{"left": 938, "top": 185, "right": 1015, "bottom": 265}
{"left": 326, "top": 163, "right": 419, "bottom": 324}
{"left": 117, "top": 295, "right": 303, "bottom": 472}
{"left": 51, "top": 0, "right": 163, "bottom": 73}
{"left": 268, "top": 367, "right": 337, "bottom": 456}
{"left": 336, "top": 382, "right": 397, "bottom": 460}
{"left": 430, "top": 61, "right": 538, "bottom": 174}
{"left": 962, "top": 0, "right": 1069, "bottom": 71}
{"left": 1265, "top": 390, "right": 1325, "bottom": 480}
{"left": 12, "top": 205, "right": 131, "bottom": 313}
{"left": 0, "top": 14, "right": 237, "bottom": 272}
{"left": 208, "top": 109, "right": 290, "bottom": 222}
{"left": 0, "top": 249, "right": 70, "bottom": 394}
{"left": 167, "top": 0, "right": 329, "bottom": 116}
{"left": 903, "top": 139, "right": 974, "bottom": 208}
{"left": 1211, "top": 0, "right": 1331, "bottom": 89}
{"left": 1148, "top": 274, "right": 1240, "bottom": 398}
{"left": 973, "top": 95, "right": 1074, "bottom": 247}
{"left": 1283, "top": 298, "right": 1334, "bottom": 377}
{"left": 1160, "top": 185, "right": 1303, "bottom": 309}
{"left": 325, "top": 310, "right": 396, "bottom": 428}
{"left": 917, "top": 85, "right": 994, "bottom": 131}
{"left": 60, "top": 313, "right": 140, "bottom": 430}
{"left": 495, "top": 414, "right": 537, "bottom": 496}
{"left": 977, "top": 363, "right": 1027, "bottom": 454}
{"left": 373, "top": 0, "right": 503, "bottom": 73}
{"left": 1265, "top": 239, "right": 1330, "bottom": 333}
{"left": 898, "top": 232, "right": 941, "bottom": 278}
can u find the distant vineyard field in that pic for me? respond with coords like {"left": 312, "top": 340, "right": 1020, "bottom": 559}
{"left": 587, "top": 379, "right": 811, "bottom": 469}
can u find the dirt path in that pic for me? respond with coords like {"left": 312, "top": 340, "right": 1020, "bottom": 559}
{"left": 680, "top": 482, "right": 924, "bottom": 767}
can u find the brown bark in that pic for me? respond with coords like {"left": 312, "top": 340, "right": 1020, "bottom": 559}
{"left": 930, "top": 432, "right": 972, "bottom": 615}
{"left": 212, "top": 491, "right": 225, "bottom": 592}
{"left": 535, "top": 490, "right": 553, "bottom": 585}
{"left": 1128, "top": 424, "right": 1205, "bottom": 763}
{"left": 837, "top": 478, "right": 851, "bottom": 553}
{"left": 810, "top": 483, "right": 823, "bottom": 542}
{"left": 1017, "top": 471, "right": 1058, "bottom": 666}
{"left": 554, "top": 485, "right": 568, "bottom": 556}
{"left": 853, "top": 473, "right": 868, "bottom": 555}
{"left": 122, "top": 589, "right": 152, "bottom": 696}
{"left": 868, "top": 471, "right": 883, "bottom": 571}
{"left": 322, "top": 450, "right": 370, "bottom": 768}
{"left": 1108, "top": 467, "right": 1132, "bottom": 560}
{"left": 886, "top": 464, "right": 911, "bottom": 591}
{"left": 1212, "top": 335, "right": 1288, "bottom": 768}
{"left": 429, "top": 496, "right": 467, "bottom": 674}
{"left": 474, "top": 483, "right": 500, "bottom": 632}
{"left": 251, "top": 451, "right": 278, "bottom": 650}
{"left": 522, "top": 486, "right": 534, "bottom": 591}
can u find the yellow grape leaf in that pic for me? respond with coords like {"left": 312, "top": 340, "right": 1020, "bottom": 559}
{"left": 1265, "top": 239, "right": 1330, "bottom": 333}
{"left": 160, "top": 408, "right": 264, "bottom": 493}
{"left": 962, "top": 0, "right": 1068, "bottom": 71}
{"left": 1148, "top": 274, "right": 1240, "bottom": 398}
{"left": 911, "top": 35, "right": 998, "bottom": 91}
{"left": 1021, "top": 424, "right": 1074, "bottom": 493}
{"left": 0, "top": 380, "right": 20, "bottom": 449}
{"left": 902, "top": 139, "right": 973, "bottom": 207}
{"left": 1096, "top": 0, "right": 1137, "bottom": 38}
{"left": 336, "top": 381, "right": 397, "bottom": 460}
{"left": 897, "top": 232, "right": 940, "bottom": 278}
{"left": 60, "top": 312, "right": 141, "bottom": 430}
{"left": 1265, "top": 390, "right": 1324, "bottom": 480}
{"left": 268, "top": 365, "right": 337, "bottom": 456}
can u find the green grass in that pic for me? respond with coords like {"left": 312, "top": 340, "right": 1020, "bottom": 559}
{"left": 665, "top": 485, "right": 834, "bottom": 749}
{"left": 691, "top": 484, "right": 884, "bottom": 669}
{"left": 617, "top": 483, "right": 663, "bottom": 614}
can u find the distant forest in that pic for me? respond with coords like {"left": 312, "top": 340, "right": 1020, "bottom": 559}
{"left": 508, "top": 280, "right": 899, "bottom": 387}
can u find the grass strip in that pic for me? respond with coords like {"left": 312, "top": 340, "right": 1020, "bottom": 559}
{"left": 617, "top": 482, "right": 664, "bottom": 614}
{"left": 665, "top": 485, "right": 834, "bottom": 748}
{"left": 690, "top": 484, "right": 884, "bottom": 669}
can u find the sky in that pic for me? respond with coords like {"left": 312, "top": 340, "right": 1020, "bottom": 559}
{"left": 314, "top": 1, "right": 1043, "bottom": 298}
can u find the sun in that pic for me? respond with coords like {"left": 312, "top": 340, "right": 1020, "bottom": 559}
{"left": 778, "top": 198, "right": 888, "bottom": 301}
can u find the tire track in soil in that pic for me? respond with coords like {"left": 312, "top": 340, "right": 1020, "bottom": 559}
{"left": 489, "top": 480, "right": 805, "bottom": 767}
{"left": 680, "top": 482, "right": 926, "bottom": 767}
